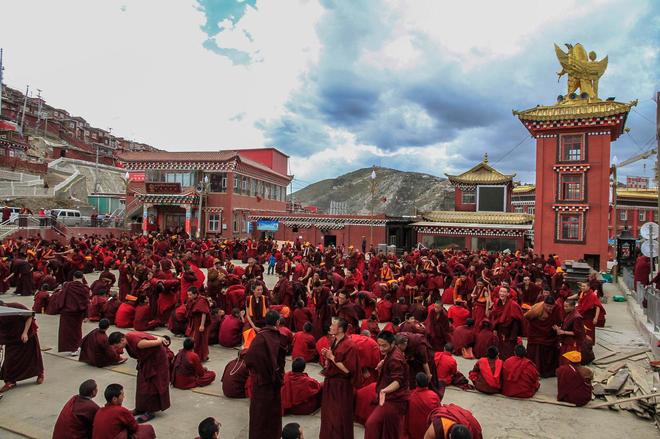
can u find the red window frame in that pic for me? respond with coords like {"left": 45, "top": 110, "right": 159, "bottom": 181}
{"left": 558, "top": 173, "right": 584, "bottom": 201}
{"left": 560, "top": 134, "right": 584, "bottom": 162}
{"left": 557, "top": 212, "right": 583, "bottom": 241}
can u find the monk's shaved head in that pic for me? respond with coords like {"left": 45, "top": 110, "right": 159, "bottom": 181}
{"left": 79, "top": 379, "right": 97, "bottom": 398}
{"left": 448, "top": 424, "right": 472, "bottom": 439}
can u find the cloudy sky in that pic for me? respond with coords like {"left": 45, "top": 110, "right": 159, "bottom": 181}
{"left": 1, "top": 0, "right": 658, "bottom": 191}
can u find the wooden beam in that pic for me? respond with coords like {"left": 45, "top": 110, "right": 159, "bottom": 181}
{"left": 591, "top": 392, "right": 660, "bottom": 408}
{"left": 593, "top": 348, "right": 651, "bottom": 365}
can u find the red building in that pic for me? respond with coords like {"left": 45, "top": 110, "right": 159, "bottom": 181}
{"left": 611, "top": 188, "right": 657, "bottom": 239}
{"left": 120, "top": 148, "right": 292, "bottom": 237}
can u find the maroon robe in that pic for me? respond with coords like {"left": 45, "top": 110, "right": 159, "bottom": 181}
{"left": 474, "top": 325, "right": 499, "bottom": 359}
{"left": 58, "top": 281, "right": 91, "bottom": 352}
{"left": 101, "top": 298, "right": 120, "bottom": 325}
{"left": 469, "top": 357, "right": 502, "bottom": 394}
{"left": 92, "top": 404, "right": 156, "bottom": 439}
{"left": 559, "top": 310, "right": 593, "bottom": 364}
{"left": 124, "top": 332, "right": 171, "bottom": 413}
{"left": 525, "top": 305, "right": 561, "bottom": 377}
{"left": 490, "top": 299, "right": 523, "bottom": 359}
{"left": 0, "top": 303, "right": 44, "bottom": 383}
{"left": 52, "top": 395, "right": 99, "bottom": 439}
{"left": 405, "top": 388, "right": 441, "bottom": 439}
{"left": 428, "top": 404, "right": 483, "bottom": 439}
{"left": 133, "top": 304, "right": 157, "bottom": 332}
{"left": 79, "top": 328, "right": 121, "bottom": 367}
{"left": 424, "top": 306, "right": 452, "bottom": 351}
{"left": 398, "top": 332, "right": 432, "bottom": 389}
{"left": 281, "top": 371, "right": 322, "bottom": 415}
{"left": 221, "top": 354, "right": 249, "bottom": 398}
{"left": 12, "top": 258, "right": 34, "bottom": 296}
{"left": 245, "top": 326, "right": 287, "bottom": 439}
{"left": 185, "top": 295, "right": 211, "bottom": 361}
{"left": 501, "top": 356, "right": 540, "bottom": 398}
{"left": 556, "top": 364, "right": 592, "bottom": 406}
{"left": 291, "top": 331, "right": 318, "bottom": 362}
{"left": 451, "top": 324, "right": 476, "bottom": 355}
{"left": 171, "top": 349, "right": 216, "bottom": 389}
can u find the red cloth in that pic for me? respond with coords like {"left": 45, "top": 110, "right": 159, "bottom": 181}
{"left": 556, "top": 364, "right": 592, "bottom": 406}
{"left": 351, "top": 334, "right": 381, "bottom": 370}
{"left": 429, "top": 404, "right": 482, "bottom": 439}
{"left": 501, "top": 356, "right": 539, "bottom": 398}
{"left": 218, "top": 315, "right": 243, "bottom": 348}
{"left": 171, "top": 349, "right": 216, "bottom": 389}
{"left": 354, "top": 382, "right": 377, "bottom": 425}
{"left": 365, "top": 348, "right": 409, "bottom": 439}
{"left": 87, "top": 295, "right": 108, "bottom": 322}
{"left": 469, "top": 358, "right": 502, "bottom": 393}
{"left": 451, "top": 324, "right": 475, "bottom": 355}
{"left": 316, "top": 335, "right": 332, "bottom": 368}
{"left": 79, "top": 328, "right": 121, "bottom": 367}
{"left": 376, "top": 299, "right": 393, "bottom": 322}
{"left": 292, "top": 307, "right": 313, "bottom": 332}
{"left": 58, "top": 281, "right": 90, "bottom": 352}
{"left": 133, "top": 304, "right": 156, "bottom": 332}
{"left": 92, "top": 404, "right": 155, "bottom": 439}
{"left": 114, "top": 303, "right": 135, "bottom": 328}
{"left": 52, "top": 395, "right": 99, "bottom": 439}
{"left": 424, "top": 306, "right": 452, "bottom": 351}
{"left": 281, "top": 371, "right": 322, "bottom": 415}
{"left": 405, "top": 388, "right": 441, "bottom": 439}
{"left": 185, "top": 295, "right": 211, "bottom": 361}
{"left": 179, "top": 264, "right": 205, "bottom": 303}
{"left": 433, "top": 351, "right": 458, "bottom": 385}
{"left": 447, "top": 305, "right": 470, "bottom": 328}
{"left": 221, "top": 355, "right": 249, "bottom": 398}
{"left": 124, "top": 332, "right": 171, "bottom": 413}
{"left": 291, "top": 331, "right": 318, "bottom": 362}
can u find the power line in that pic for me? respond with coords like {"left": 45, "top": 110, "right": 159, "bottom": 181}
{"left": 632, "top": 108, "right": 656, "bottom": 126}
{"left": 493, "top": 135, "right": 532, "bottom": 164}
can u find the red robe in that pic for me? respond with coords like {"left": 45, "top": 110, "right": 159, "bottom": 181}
{"left": 376, "top": 298, "right": 393, "bottom": 322}
{"left": 218, "top": 315, "right": 243, "bottom": 348}
{"left": 79, "top": 328, "right": 121, "bottom": 367}
{"left": 556, "top": 364, "right": 592, "bottom": 406}
{"left": 405, "top": 388, "right": 441, "bottom": 439}
{"left": 291, "top": 331, "right": 318, "bottom": 363}
{"left": 185, "top": 295, "right": 211, "bottom": 361}
{"left": 501, "top": 356, "right": 540, "bottom": 398}
{"left": 352, "top": 334, "right": 381, "bottom": 386}
{"left": 179, "top": 264, "right": 205, "bottom": 303}
{"left": 0, "top": 303, "right": 44, "bottom": 383}
{"left": 577, "top": 290, "right": 606, "bottom": 343}
{"left": 91, "top": 404, "right": 156, "bottom": 439}
{"left": 221, "top": 354, "right": 249, "bottom": 398}
{"left": 114, "top": 303, "right": 135, "bottom": 328}
{"left": 52, "top": 395, "right": 99, "bottom": 439}
{"left": 428, "top": 404, "right": 483, "bottom": 439}
{"left": 124, "top": 332, "right": 171, "bottom": 413}
{"left": 134, "top": 304, "right": 157, "bottom": 332}
{"left": 451, "top": 324, "right": 475, "bottom": 356}
{"left": 525, "top": 305, "right": 561, "bottom": 377}
{"left": 87, "top": 295, "right": 108, "bottom": 322}
{"left": 473, "top": 324, "right": 498, "bottom": 359}
{"left": 171, "top": 349, "right": 216, "bottom": 389}
{"left": 354, "top": 382, "right": 377, "bottom": 425}
{"left": 447, "top": 305, "right": 470, "bottom": 328}
{"left": 469, "top": 357, "right": 502, "bottom": 394}
{"left": 58, "top": 281, "right": 90, "bottom": 352}
{"left": 425, "top": 306, "right": 452, "bottom": 351}
{"left": 490, "top": 299, "right": 523, "bottom": 359}
{"left": 281, "top": 371, "right": 322, "bottom": 415}
{"left": 292, "top": 307, "right": 313, "bottom": 332}
{"left": 434, "top": 351, "right": 458, "bottom": 385}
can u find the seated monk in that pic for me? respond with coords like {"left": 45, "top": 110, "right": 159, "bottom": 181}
{"left": 423, "top": 403, "right": 483, "bottom": 439}
{"left": 221, "top": 350, "right": 249, "bottom": 398}
{"left": 501, "top": 344, "right": 540, "bottom": 398}
{"left": 354, "top": 382, "right": 377, "bottom": 425}
{"left": 197, "top": 417, "right": 221, "bottom": 439}
{"left": 101, "top": 292, "right": 120, "bottom": 325}
{"left": 218, "top": 308, "right": 244, "bottom": 348}
{"left": 32, "top": 286, "right": 52, "bottom": 314}
{"left": 87, "top": 290, "right": 108, "bottom": 322}
{"left": 447, "top": 300, "right": 470, "bottom": 328}
{"left": 281, "top": 357, "right": 322, "bottom": 415}
{"left": 451, "top": 318, "right": 476, "bottom": 357}
{"left": 556, "top": 350, "right": 593, "bottom": 407}
{"left": 291, "top": 322, "right": 318, "bottom": 363}
{"left": 79, "top": 319, "right": 126, "bottom": 367}
{"left": 406, "top": 372, "right": 441, "bottom": 439}
{"left": 114, "top": 297, "right": 136, "bottom": 329}
{"left": 172, "top": 338, "right": 216, "bottom": 389}
{"left": 469, "top": 346, "right": 503, "bottom": 394}
{"left": 133, "top": 296, "right": 158, "bottom": 332}
{"left": 92, "top": 383, "right": 156, "bottom": 439}
{"left": 473, "top": 319, "right": 498, "bottom": 358}
{"left": 52, "top": 379, "right": 100, "bottom": 439}
{"left": 434, "top": 343, "right": 458, "bottom": 387}
{"left": 168, "top": 303, "right": 188, "bottom": 336}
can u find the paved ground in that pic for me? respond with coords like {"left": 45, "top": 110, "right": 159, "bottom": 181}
{"left": 0, "top": 267, "right": 658, "bottom": 438}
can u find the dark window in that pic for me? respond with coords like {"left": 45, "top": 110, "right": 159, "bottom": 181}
{"left": 559, "top": 213, "right": 581, "bottom": 240}
{"left": 561, "top": 134, "right": 583, "bottom": 161}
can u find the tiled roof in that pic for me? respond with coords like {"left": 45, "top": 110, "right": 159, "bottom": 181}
{"left": 512, "top": 185, "right": 535, "bottom": 194}
{"left": 119, "top": 151, "right": 237, "bottom": 162}
{"left": 445, "top": 154, "right": 514, "bottom": 185}
{"left": 616, "top": 188, "right": 658, "bottom": 200}
{"left": 421, "top": 210, "right": 534, "bottom": 225}
{"left": 513, "top": 99, "right": 637, "bottom": 121}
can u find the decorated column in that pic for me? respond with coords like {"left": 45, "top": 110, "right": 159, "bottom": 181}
{"left": 185, "top": 205, "right": 192, "bottom": 236}
{"left": 142, "top": 203, "right": 151, "bottom": 235}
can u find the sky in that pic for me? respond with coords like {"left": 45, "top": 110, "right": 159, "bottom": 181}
{"left": 1, "top": 0, "right": 658, "bottom": 193}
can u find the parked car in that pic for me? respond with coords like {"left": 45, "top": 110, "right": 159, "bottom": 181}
{"left": 51, "top": 209, "right": 82, "bottom": 226}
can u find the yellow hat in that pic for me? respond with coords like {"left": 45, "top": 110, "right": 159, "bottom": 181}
{"left": 556, "top": 267, "right": 563, "bottom": 273}
{"left": 562, "top": 351, "right": 581, "bottom": 363}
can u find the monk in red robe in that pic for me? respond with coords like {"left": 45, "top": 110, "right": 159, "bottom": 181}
{"left": 281, "top": 357, "right": 322, "bottom": 415}
{"left": 221, "top": 350, "right": 249, "bottom": 398}
{"left": 469, "top": 346, "right": 503, "bottom": 394}
{"left": 292, "top": 301, "right": 313, "bottom": 332}
{"left": 556, "top": 350, "right": 593, "bottom": 406}
{"left": 171, "top": 338, "right": 216, "bottom": 389}
{"left": 394, "top": 332, "right": 433, "bottom": 388}
{"left": 365, "top": 331, "right": 410, "bottom": 439}
{"left": 555, "top": 299, "right": 593, "bottom": 364}
{"left": 406, "top": 373, "right": 441, "bottom": 439}
{"left": 501, "top": 344, "right": 540, "bottom": 398}
{"left": 185, "top": 286, "right": 211, "bottom": 361}
{"left": 0, "top": 301, "right": 44, "bottom": 392}
{"left": 451, "top": 318, "right": 475, "bottom": 356}
{"left": 489, "top": 286, "right": 523, "bottom": 359}
{"left": 525, "top": 296, "right": 561, "bottom": 377}
{"left": 425, "top": 301, "right": 452, "bottom": 351}
{"left": 291, "top": 322, "right": 318, "bottom": 362}
{"left": 245, "top": 310, "right": 287, "bottom": 439}
{"left": 354, "top": 382, "right": 377, "bottom": 426}
{"left": 121, "top": 331, "right": 171, "bottom": 421}
{"left": 87, "top": 290, "right": 108, "bottom": 322}
{"left": 320, "top": 317, "right": 361, "bottom": 439}
{"left": 434, "top": 343, "right": 458, "bottom": 386}
{"left": 219, "top": 308, "right": 244, "bottom": 348}
{"left": 575, "top": 281, "right": 605, "bottom": 345}
{"left": 53, "top": 379, "right": 99, "bottom": 439}
{"left": 376, "top": 294, "right": 393, "bottom": 322}
{"left": 92, "top": 383, "right": 156, "bottom": 439}
{"left": 473, "top": 319, "right": 498, "bottom": 358}
{"left": 133, "top": 296, "right": 158, "bottom": 332}
{"left": 447, "top": 300, "right": 470, "bottom": 328}
{"left": 79, "top": 319, "right": 125, "bottom": 367}
{"left": 423, "top": 403, "right": 483, "bottom": 439}
{"left": 58, "top": 271, "right": 90, "bottom": 354}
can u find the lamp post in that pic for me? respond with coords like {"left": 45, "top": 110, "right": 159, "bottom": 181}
{"left": 196, "top": 174, "right": 209, "bottom": 239}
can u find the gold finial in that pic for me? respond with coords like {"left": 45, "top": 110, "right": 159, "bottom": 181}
{"left": 483, "top": 153, "right": 489, "bottom": 164}
{"left": 554, "top": 43, "right": 608, "bottom": 101}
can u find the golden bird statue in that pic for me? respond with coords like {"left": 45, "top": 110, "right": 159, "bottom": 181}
{"left": 554, "top": 43, "right": 608, "bottom": 101}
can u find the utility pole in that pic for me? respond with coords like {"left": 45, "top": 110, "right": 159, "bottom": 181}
{"left": 0, "top": 49, "right": 4, "bottom": 119}
{"left": 370, "top": 166, "right": 376, "bottom": 250}
{"left": 19, "top": 85, "right": 29, "bottom": 135}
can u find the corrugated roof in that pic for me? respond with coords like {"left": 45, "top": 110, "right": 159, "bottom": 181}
{"left": 513, "top": 99, "right": 637, "bottom": 121}
{"left": 421, "top": 210, "right": 534, "bottom": 225}
{"left": 445, "top": 154, "right": 515, "bottom": 185}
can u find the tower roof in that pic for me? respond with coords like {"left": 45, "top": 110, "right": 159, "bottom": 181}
{"left": 445, "top": 153, "right": 515, "bottom": 186}
{"left": 513, "top": 99, "right": 637, "bottom": 122}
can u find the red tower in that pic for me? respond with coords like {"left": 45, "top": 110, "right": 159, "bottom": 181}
{"left": 514, "top": 44, "right": 636, "bottom": 270}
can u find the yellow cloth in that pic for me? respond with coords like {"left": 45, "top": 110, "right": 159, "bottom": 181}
{"left": 563, "top": 351, "right": 581, "bottom": 363}
{"left": 125, "top": 294, "right": 138, "bottom": 302}
{"left": 242, "top": 328, "right": 256, "bottom": 349}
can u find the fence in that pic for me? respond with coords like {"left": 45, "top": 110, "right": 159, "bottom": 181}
{"left": 622, "top": 266, "right": 660, "bottom": 332}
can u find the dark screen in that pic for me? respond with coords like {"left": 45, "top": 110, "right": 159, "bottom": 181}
{"left": 478, "top": 186, "right": 505, "bottom": 211}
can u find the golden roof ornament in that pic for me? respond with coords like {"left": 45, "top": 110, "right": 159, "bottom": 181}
{"left": 483, "top": 153, "right": 489, "bottom": 164}
{"left": 554, "top": 43, "right": 608, "bottom": 102}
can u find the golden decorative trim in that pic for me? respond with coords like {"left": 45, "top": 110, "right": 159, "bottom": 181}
{"left": 420, "top": 210, "right": 533, "bottom": 225}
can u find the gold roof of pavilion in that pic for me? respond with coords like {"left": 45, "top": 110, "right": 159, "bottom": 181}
{"left": 616, "top": 188, "right": 658, "bottom": 200}
{"left": 513, "top": 99, "right": 637, "bottom": 121}
{"left": 512, "top": 185, "right": 535, "bottom": 194}
{"left": 445, "top": 153, "right": 515, "bottom": 185}
{"left": 421, "top": 210, "right": 533, "bottom": 225}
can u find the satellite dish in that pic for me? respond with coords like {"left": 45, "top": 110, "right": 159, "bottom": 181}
{"left": 640, "top": 222, "right": 660, "bottom": 240}
{"left": 641, "top": 240, "right": 659, "bottom": 258}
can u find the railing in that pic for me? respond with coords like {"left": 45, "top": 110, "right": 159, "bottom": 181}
{"left": 623, "top": 266, "right": 660, "bottom": 332}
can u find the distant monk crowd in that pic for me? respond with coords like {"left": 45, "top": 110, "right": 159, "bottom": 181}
{"left": 0, "top": 231, "right": 611, "bottom": 438}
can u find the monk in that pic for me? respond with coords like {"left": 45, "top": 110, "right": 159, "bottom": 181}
{"left": 470, "top": 278, "right": 490, "bottom": 331}
{"left": 447, "top": 299, "right": 470, "bottom": 328}
{"left": 58, "top": 271, "right": 91, "bottom": 354}
{"left": 92, "top": 383, "right": 156, "bottom": 439}
{"left": 554, "top": 299, "right": 593, "bottom": 364}
{"left": 469, "top": 346, "right": 503, "bottom": 394}
{"left": 245, "top": 310, "right": 286, "bottom": 439}
{"left": 52, "top": 380, "right": 100, "bottom": 439}
{"left": 185, "top": 286, "right": 211, "bottom": 361}
{"left": 473, "top": 319, "right": 498, "bottom": 359}
{"left": 525, "top": 296, "right": 561, "bottom": 377}
{"left": 245, "top": 283, "right": 269, "bottom": 329}
{"left": 501, "top": 344, "right": 540, "bottom": 398}
{"left": 87, "top": 289, "right": 108, "bottom": 322}
{"left": 406, "top": 373, "right": 441, "bottom": 439}
{"left": 121, "top": 331, "right": 171, "bottom": 422}
{"left": 171, "top": 338, "right": 216, "bottom": 389}
{"left": 490, "top": 286, "right": 523, "bottom": 359}
{"left": 557, "top": 350, "right": 593, "bottom": 406}
{"left": 197, "top": 417, "right": 221, "bottom": 439}
{"left": 423, "top": 403, "right": 483, "bottom": 439}
{"left": 0, "top": 301, "right": 44, "bottom": 392}
{"left": 281, "top": 357, "right": 322, "bottom": 415}
{"left": 133, "top": 296, "right": 158, "bottom": 332}
{"left": 219, "top": 308, "right": 244, "bottom": 348}
{"left": 334, "top": 290, "right": 360, "bottom": 332}
{"left": 79, "top": 319, "right": 126, "bottom": 367}
{"left": 291, "top": 321, "right": 318, "bottom": 363}
{"left": 365, "top": 330, "right": 410, "bottom": 439}
{"left": 425, "top": 301, "right": 452, "bottom": 351}
{"left": 394, "top": 332, "right": 433, "bottom": 387}
{"left": 575, "top": 281, "right": 605, "bottom": 345}
{"left": 434, "top": 343, "right": 458, "bottom": 387}
{"left": 354, "top": 382, "right": 377, "bottom": 426}
{"left": 320, "top": 317, "right": 361, "bottom": 439}
{"left": 221, "top": 350, "right": 249, "bottom": 398}
{"left": 451, "top": 318, "right": 475, "bottom": 357}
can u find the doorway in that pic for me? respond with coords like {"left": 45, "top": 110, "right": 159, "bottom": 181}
{"left": 324, "top": 235, "right": 337, "bottom": 247}
{"left": 584, "top": 254, "right": 600, "bottom": 271}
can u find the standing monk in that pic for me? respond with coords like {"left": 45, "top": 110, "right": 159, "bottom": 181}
{"left": 320, "top": 317, "right": 361, "bottom": 439}
{"left": 575, "top": 281, "right": 605, "bottom": 346}
{"left": 365, "top": 330, "right": 410, "bottom": 439}
{"left": 425, "top": 301, "right": 452, "bottom": 351}
{"left": 0, "top": 301, "right": 44, "bottom": 392}
{"left": 121, "top": 331, "right": 171, "bottom": 422}
{"left": 490, "top": 286, "right": 523, "bottom": 359}
{"left": 525, "top": 296, "right": 561, "bottom": 377}
{"left": 185, "top": 287, "right": 211, "bottom": 362}
{"left": 554, "top": 299, "right": 592, "bottom": 364}
{"left": 58, "top": 271, "right": 90, "bottom": 355}
{"left": 245, "top": 310, "right": 286, "bottom": 439}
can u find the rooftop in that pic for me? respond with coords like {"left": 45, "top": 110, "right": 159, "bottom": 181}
{"left": 512, "top": 185, "right": 536, "bottom": 194}
{"left": 420, "top": 210, "right": 534, "bottom": 225}
{"left": 616, "top": 188, "right": 658, "bottom": 200}
{"left": 445, "top": 153, "right": 515, "bottom": 185}
{"left": 513, "top": 99, "right": 637, "bottom": 122}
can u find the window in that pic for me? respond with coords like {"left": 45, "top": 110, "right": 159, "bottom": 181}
{"left": 251, "top": 178, "right": 257, "bottom": 196}
{"left": 558, "top": 213, "right": 582, "bottom": 241}
{"left": 164, "top": 172, "right": 194, "bottom": 187}
{"left": 242, "top": 176, "right": 249, "bottom": 192}
{"left": 208, "top": 173, "right": 227, "bottom": 192}
{"left": 528, "top": 206, "right": 535, "bottom": 215}
{"left": 561, "top": 134, "right": 584, "bottom": 161}
{"left": 208, "top": 214, "right": 221, "bottom": 231}
{"left": 639, "top": 211, "right": 646, "bottom": 222}
{"left": 620, "top": 210, "right": 627, "bottom": 221}
{"left": 462, "top": 191, "right": 476, "bottom": 204}
{"left": 559, "top": 174, "right": 583, "bottom": 201}
{"left": 514, "top": 206, "right": 524, "bottom": 213}
{"left": 233, "top": 175, "right": 241, "bottom": 194}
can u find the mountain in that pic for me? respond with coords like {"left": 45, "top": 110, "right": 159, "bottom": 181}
{"left": 291, "top": 167, "right": 454, "bottom": 216}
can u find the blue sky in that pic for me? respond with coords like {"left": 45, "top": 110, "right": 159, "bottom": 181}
{"left": 1, "top": 0, "right": 658, "bottom": 191}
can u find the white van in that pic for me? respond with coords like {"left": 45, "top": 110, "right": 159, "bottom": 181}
{"left": 51, "top": 209, "right": 82, "bottom": 226}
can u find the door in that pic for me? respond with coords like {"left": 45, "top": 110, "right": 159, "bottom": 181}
{"left": 584, "top": 254, "right": 600, "bottom": 271}
{"left": 324, "top": 235, "right": 337, "bottom": 247}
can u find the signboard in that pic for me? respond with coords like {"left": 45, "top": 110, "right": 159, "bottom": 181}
{"left": 145, "top": 182, "right": 181, "bottom": 194}
{"left": 257, "top": 220, "right": 279, "bottom": 231}
{"left": 128, "top": 172, "right": 145, "bottom": 182}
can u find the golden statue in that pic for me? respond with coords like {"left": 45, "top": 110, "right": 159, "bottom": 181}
{"left": 555, "top": 43, "right": 608, "bottom": 100}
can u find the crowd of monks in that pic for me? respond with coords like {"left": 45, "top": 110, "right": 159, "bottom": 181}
{"left": 0, "top": 232, "right": 611, "bottom": 438}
